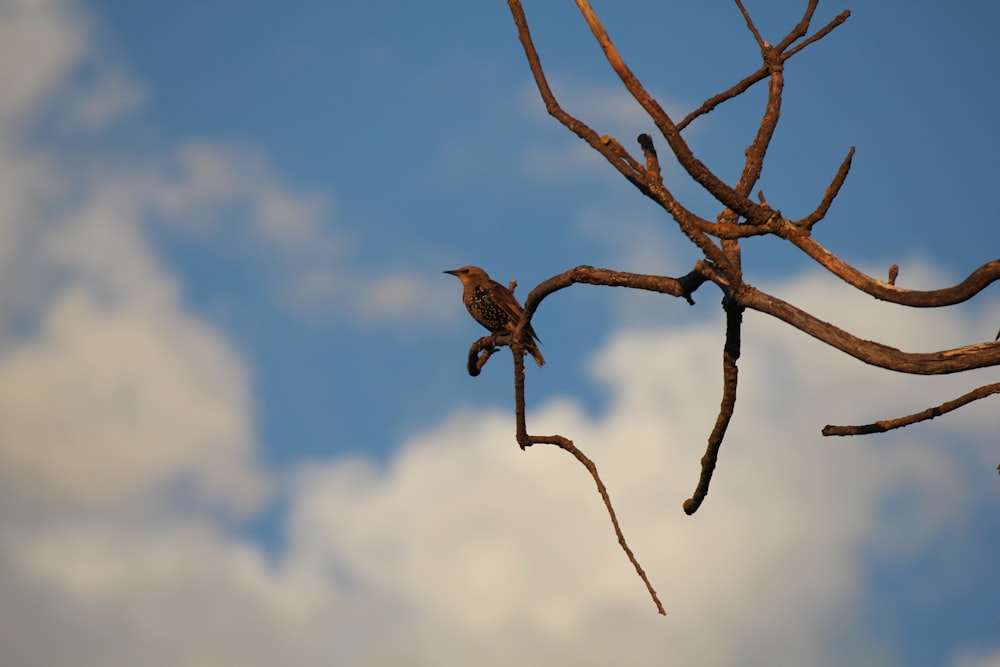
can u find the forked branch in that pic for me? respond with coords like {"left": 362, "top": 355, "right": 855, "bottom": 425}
{"left": 468, "top": 0, "right": 1000, "bottom": 614}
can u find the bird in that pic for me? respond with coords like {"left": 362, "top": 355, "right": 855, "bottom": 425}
{"left": 444, "top": 265, "right": 545, "bottom": 367}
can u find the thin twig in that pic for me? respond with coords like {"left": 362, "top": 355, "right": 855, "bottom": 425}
{"left": 678, "top": 66, "right": 768, "bottom": 131}
{"left": 511, "top": 330, "right": 665, "bottom": 614}
{"left": 775, "top": 0, "right": 820, "bottom": 52}
{"left": 795, "top": 146, "right": 855, "bottom": 229}
{"left": 822, "top": 383, "right": 1000, "bottom": 435}
{"left": 783, "top": 9, "right": 852, "bottom": 59}
{"left": 734, "top": 0, "right": 766, "bottom": 50}
{"left": 506, "top": 0, "right": 645, "bottom": 188}
{"left": 678, "top": 6, "right": 849, "bottom": 131}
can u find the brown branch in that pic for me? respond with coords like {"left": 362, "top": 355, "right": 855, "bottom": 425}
{"left": 678, "top": 66, "right": 769, "bottom": 131}
{"left": 783, "top": 9, "right": 852, "bottom": 59}
{"left": 508, "top": 0, "right": 723, "bottom": 260}
{"left": 496, "top": 0, "right": 998, "bottom": 615}
{"left": 467, "top": 335, "right": 504, "bottom": 377}
{"left": 634, "top": 133, "right": 739, "bottom": 272}
{"left": 795, "top": 146, "right": 855, "bottom": 229}
{"left": 822, "top": 383, "right": 1000, "bottom": 435}
{"left": 738, "top": 284, "right": 1000, "bottom": 374}
{"left": 684, "top": 297, "right": 744, "bottom": 515}
{"left": 775, "top": 0, "right": 820, "bottom": 51}
{"left": 570, "top": 0, "right": 760, "bottom": 219}
{"left": 678, "top": 6, "right": 849, "bottom": 131}
{"left": 506, "top": 0, "right": 645, "bottom": 188}
{"left": 734, "top": 51, "right": 783, "bottom": 199}
{"left": 511, "top": 333, "right": 666, "bottom": 615}
{"left": 600, "top": 134, "right": 643, "bottom": 174}
{"left": 518, "top": 265, "right": 712, "bottom": 336}
{"left": 888, "top": 265, "right": 899, "bottom": 285}
{"left": 734, "top": 0, "right": 767, "bottom": 50}
{"left": 636, "top": 132, "right": 661, "bottom": 184}
{"left": 781, "top": 232, "right": 1000, "bottom": 307}
{"left": 467, "top": 264, "right": 714, "bottom": 376}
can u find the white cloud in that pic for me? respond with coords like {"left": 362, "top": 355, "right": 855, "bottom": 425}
{"left": 0, "top": 0, "right": 87, "bottom": 129}
{"left": 71, "top": 65, "right": 145, "bottom": 127}
{"left": 0, "top": 285, "right": 268, "bottom": 514}
{"left": 3, "top": 269, "right": 995, "bottom": 666}
{"left": 0, "top": 1, "right": 996, "bottom": 665}
{"left": 952, "top": 648, "right": 1000, "bottom": 667}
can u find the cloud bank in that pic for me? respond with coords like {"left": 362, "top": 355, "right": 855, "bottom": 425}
{"left": 0, "top": 1, "right": 997, "bottom": 666}
{"left": 3, "top": 256, "right": 997, "bottom": 665}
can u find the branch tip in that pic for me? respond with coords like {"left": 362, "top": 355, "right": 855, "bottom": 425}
{"left": 823, "top": 383, "right": 1000, "bottom": 435}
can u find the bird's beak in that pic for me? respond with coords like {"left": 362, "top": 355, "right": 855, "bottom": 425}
{"left": 443, "top": 269, "right": 459, "bottom": 276}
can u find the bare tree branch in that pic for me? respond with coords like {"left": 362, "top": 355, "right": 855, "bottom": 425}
{"left": 795, "top": 146, "right": 855, "bottom": 229}
{"left": 781, "top": 233, "right": 1000, "bottom": 307}
{"left": 506, "top": 0, "right": 646, "bottom": 189}
{"left": 510, "top": 333, "right": 666, "bottom": 615}
{"left": 677, "top": 8, "right": 850, "bottom": 131}
{"left": 569, "top": 0, "right": 761, "bottom": 218}
{"left": 684, "top": 297, "right": 744, "bottom": 515}
{"left": 738, "top": 284, "right": 1000, "bottom": 373}
{"left": 783, "top": 8, "right": 852, "bottom": 58}
{"left": 823, "top": 383, "right": 1000, "bottom": 435}
{"left": 467, "top": 0, "right": 1000, "bottom": 613}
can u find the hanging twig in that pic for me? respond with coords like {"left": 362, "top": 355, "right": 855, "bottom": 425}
{"left": 683, "top": 297, "right": 744, "bottom": 515}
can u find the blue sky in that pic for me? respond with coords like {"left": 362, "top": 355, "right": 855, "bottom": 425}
{"left": 1, "top": 1, "right": 999, "bottom": 665}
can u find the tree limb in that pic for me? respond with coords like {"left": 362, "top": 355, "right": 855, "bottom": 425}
{"left": 510, "top": 332, "right": 666, "bottom": 615}
{"left": 683, "top": 297, "right": 744, "bottom": 515}
{"left": 780, "top": 232, "right": 1000, "bottom": 307}
{"left": 823, "top": 383, "right": 1000, "bottom": 435}
{"left": 738, "top": 284, "right": 1000, "bottom": 373}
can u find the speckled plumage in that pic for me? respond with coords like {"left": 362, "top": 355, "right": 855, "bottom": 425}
{"left": 445, "top": 265, "right": 545, "bottom": 367}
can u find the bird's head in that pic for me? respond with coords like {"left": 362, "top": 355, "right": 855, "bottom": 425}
{"left": 443, "top": 265, "right": 489, "bottom": 286}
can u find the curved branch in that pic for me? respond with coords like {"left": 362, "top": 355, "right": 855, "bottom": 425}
{"left": 782, "top": 231, "right": 1000, "bottom": 307}
{"left": 739, "top": 284, "right": 1000, "bottom": 374}
{"left": 511, "top": 331, "right": 665, "bottom": 615}
{"left": 466, "top": 264, "right": 714, "bottom": 376}
{"left": 466, "top": 334, "right": 505, "bottom": 376}
{"left": 822, "top": 383, "right": 1000, "bottom": 435}
{"left": 506, "top": 0, "right": 645, "bottom": 188}
{"left": 516, "top": 265, "right": 712, "bottom": 345}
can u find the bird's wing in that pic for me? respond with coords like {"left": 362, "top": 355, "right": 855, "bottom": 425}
{"left": 490, "top": 280, "right": 541, "bottom": 343}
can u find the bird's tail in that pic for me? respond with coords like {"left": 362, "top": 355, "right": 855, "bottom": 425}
{"left": 527, "top": 340, "right": 545, "bottom": 368}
